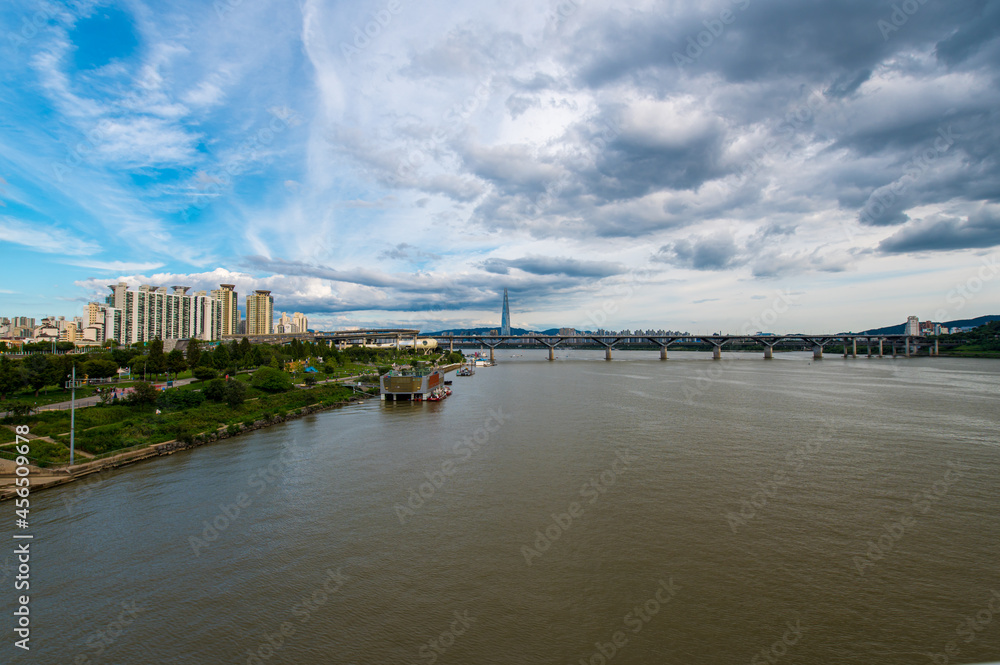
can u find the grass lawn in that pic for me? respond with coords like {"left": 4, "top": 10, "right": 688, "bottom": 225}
{"left": 0, "top": 427, "right": 16, "bottom": 444}
{"left": 0, "top": 438, "right": 70, "bottom": 466}
{"left": 7, "top": 382, "right": 356, "bottom": 465}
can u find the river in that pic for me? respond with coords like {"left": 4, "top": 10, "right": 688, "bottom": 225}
{"left": 20, "top": 351, "right": 1000, "bottom": 664}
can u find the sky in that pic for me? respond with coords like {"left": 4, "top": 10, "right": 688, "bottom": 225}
{"left": 0, "top": 0, "right": 998, "bottom": 334}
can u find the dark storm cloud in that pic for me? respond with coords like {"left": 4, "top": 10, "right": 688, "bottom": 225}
{"left": 879, "top": 207, "right": 1000, "bottom": 253}
{"left": 326, "top": 0, "right": 1000, "bottom": 270}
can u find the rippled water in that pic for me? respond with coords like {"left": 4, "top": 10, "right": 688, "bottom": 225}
{"left": 22, "top": 352, "right": 1000, "bottom": 664}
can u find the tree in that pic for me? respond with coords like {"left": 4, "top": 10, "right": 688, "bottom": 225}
{"left": 238, "top": 338, "right": 252, "bottom": 365}
{"left": 251, "top": 366, "right": 293, "bottom": 392}
{"left": 186, "top": 338, "right": 203, "bottom": 368}
{"left": 128, "top": 355, "right": 149, "bottom": 380}
{"left": 147, "top": 338, "right": 166, "bottom": 377}
{"left": 112, "top": 347, "right": 139, "bottom": 368}
{"left": 249, "top": 344, "right": 267, "bottom": 368}
{"left": 203, "top": 379, "right": 227, "bottom": 402}
{"left": 225, "top": 380, "right": 247, "bottom": 408}
{"left": 83, "top": 359, "right": 119, "bottom": 379}
{"left": 213, "top": 343, "right": 231, "bottom": 370}
{"left": 23, "top": 354, "right": 52, "bottom": 397}
{"left": 192, "top": 366, "right": 217, "bottom": 382}
{"left": 0, "top": 357, "right": 23, "bottom": 399}
{"left": 126, "top": 381, "right": 159, "bottom": 406}
{"left": 166, "top": 349, "right": 187, "bottom": 376}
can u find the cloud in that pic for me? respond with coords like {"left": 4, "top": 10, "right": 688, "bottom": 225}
{"left": 480, "top": 256, "right": 625, "bottom": 278}
{"left": 378, "top": 243, "right": 441, "bottom": 262}
{"left": 0, "top": 217, "right": 99, "bottom": 255}
{"left": 65, "top": 260, "right": 167, "bottom": 272}
{"left": 879, "top": 206, "right": 1000, "bottom": 253}
{"left": 655, "top": 232, "right": 742, "bottom": 271}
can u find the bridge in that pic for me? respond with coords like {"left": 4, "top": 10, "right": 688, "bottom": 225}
{"left": 221, "top": 328, "right": 940, "bottom": 363}
{"left": 429, "top": 333, "right": 937, "bottom": 363}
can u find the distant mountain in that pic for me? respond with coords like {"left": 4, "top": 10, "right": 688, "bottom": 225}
{"left": 860, "top": 314, "right": 1000, "bottom": 335}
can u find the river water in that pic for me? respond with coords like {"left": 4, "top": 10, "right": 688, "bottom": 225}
{"left": 20, "top": 351, "right": 1000, "bottom": 664}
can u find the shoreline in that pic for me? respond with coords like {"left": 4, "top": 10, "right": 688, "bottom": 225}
{"left": 0, "top": 392, "right": 375, "bottom": 502}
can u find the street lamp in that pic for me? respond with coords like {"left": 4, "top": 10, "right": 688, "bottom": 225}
{"left": 65, "top": 365, "right": 77, "bottom": 466}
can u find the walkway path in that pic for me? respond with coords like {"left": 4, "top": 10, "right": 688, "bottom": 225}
{"left": 1, "top": 377, "right": 200, "bottom": 417}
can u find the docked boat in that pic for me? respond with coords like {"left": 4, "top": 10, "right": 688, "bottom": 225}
{"left": 457, "top": 365, "right": 475, "bottom": 376}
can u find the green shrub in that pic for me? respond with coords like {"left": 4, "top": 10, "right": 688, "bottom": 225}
{"left": 251, "top": 367, "right": 293, "bottom": 392}
{"left": 225, "top": 380, "right": 247, "bottom": 408}
{"left": 157, "top": 390, "right": 206, "bottom": 410}
{"left": 203, "top": 379, "right": 227, "bottom": 402}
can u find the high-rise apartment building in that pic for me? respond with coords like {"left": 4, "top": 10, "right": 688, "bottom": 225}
{"left": 905, "top": 315, "right": 920, "bottom": 336}
{"left": 100, "top": 283, "right": 221, "bottom": 344}
{"left": 210, "top": 284, "right": 239, "bottom": 336}
{"left": 246, "top": 290, "right": 274, "bottom": 335}
{"left": 292, "top": 312, "right": 308, "bottom": 333}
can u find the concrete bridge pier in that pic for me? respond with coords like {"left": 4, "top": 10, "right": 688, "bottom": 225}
{"left": 852, "top": 338, "right": 857, "bottom": 358}
{"left": 934, "top": 339, "right": 939, "bottom": 356}
{"left": 489, "top": 346, "right": 495, "bottom": 364}
{"left": 449, "top": 336, "right": 454, "bottom": 353}
{"left": 867, "top": 340, "right": 872, "bottom": 358}
{"left": 892, "top": 342, "right": 897, "bottom": 358}
{"left": 763, "top": 345, "right": 773, "bottom": 359}
{"left": 549, "top": 346, "right": 555, "bottom": 361}
{"left": 813, "top": 345, "right": 824, "bottom": 360}
{"left": 879, "top": 338, "right": 884, "bottom": 358}
{"left": 606, "top": 346, "right": 613, "bottom": 361}
{"left": 905, "top": 336, "right": 911, "bottom": 357}
{"left": 713, "top": 346, "right": 722, "bottom": 360}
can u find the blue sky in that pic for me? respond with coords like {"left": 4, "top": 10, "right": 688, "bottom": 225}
{"left": 1, "top": 0, "right": 998, "bottom": 334}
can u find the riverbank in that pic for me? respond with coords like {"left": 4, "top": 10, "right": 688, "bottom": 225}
{"left": 0, "top": 391, "right": 374, "bottom": 501}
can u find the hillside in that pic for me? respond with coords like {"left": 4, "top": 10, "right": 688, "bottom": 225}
{"left": 860, "top": 314, "right": 1000, "bottom": 335}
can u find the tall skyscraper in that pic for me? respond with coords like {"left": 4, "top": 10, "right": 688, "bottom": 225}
{"left": 292, "top": 312, "right": 308, "bottom": 333}
{"left": 246, "top": 290, "right": 274, "bottom": 335}
{"left": 501, "top": 289, "right": 511, "bottom": 336}
{"left": 210, "top": 284, "right": 239, "bottom": 336}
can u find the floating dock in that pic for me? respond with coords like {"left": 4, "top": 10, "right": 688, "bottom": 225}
{"left": 379, "top": 368, "right": 444, "bottom": 401}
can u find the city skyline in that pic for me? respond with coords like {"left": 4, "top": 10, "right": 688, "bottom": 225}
{"left": 1, "top": 1, "right": 999, "bottom": 333}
